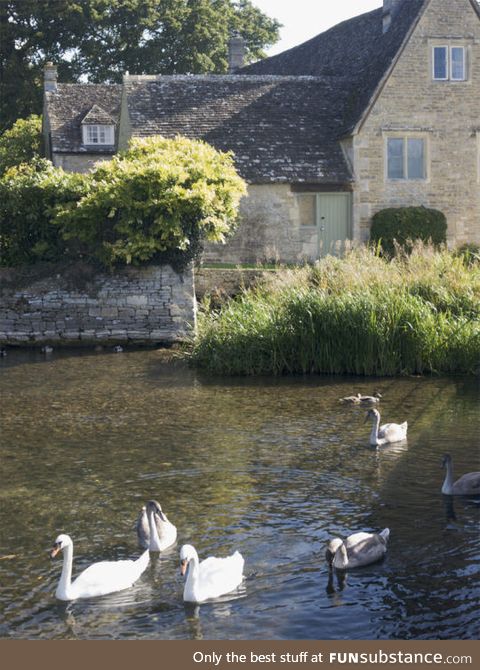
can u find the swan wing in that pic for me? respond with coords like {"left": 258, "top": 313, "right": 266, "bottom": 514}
{"left": 347, "top": 536, "right": 387, "bottom": 567}
{"left": 197, "top": 552, "right": 245, "bottom": 600}
{"left": 155, "top": 518, "right": 177, "bottom": 551}
{"left": 344, "top": 532, "right": 373, "bottom": 548}
{"left": 453, "top": 472, "right": 480, "bottom": 495}
{"left": 378, "top": 421, "right": 407, "bottom": 442}
{"left": 71, "top": 550, "right": 149, "bottom": 598}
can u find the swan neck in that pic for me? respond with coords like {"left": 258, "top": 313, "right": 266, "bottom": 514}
{"left": 370, "top": 414, "right": 380, "bottom": 445}
{"left": 442, "top": 459, "right": 454, "bottom": 494}
{"left": 333, "top": 543, "right": 348, "bottom": 569}
{"left": 147, "top": 508, "right": 162, "bottom": 548}
{"left": 185, "top": 554, "right": 200, "bottom": 591}
{"left": 57, "top": 543, "right": 73, "bottom": 598}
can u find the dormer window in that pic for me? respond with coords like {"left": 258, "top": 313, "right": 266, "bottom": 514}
{"left": 432, "top": 46, "right": 466, "bottom": 81}
{"left": 81, "top": 104, "right": 116, "bottom": 146}
{"left": 82, "top": 124, "right": 115, "bottom": 145}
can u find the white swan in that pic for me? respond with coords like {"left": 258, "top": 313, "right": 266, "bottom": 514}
{"left": 365, "top": 408, "right": 407, "bottom": 446}
{"left": 136, "top": 500, "right": 177, "bottom": 552}
{"left": 326, "top": 529, "right": 390, "bottom": 570}
{"left": 50, "top": 533, "right": 149, "bottom": 601}
{"left": 340, "top": 393, "right": 362, "bottom": 404}
{"left": 441, "top": 454, "right": 480, "bottom": 496}
{"left": 359, "top": 392, "right": 382, "bottom": 404}
{"left": 179, "top": 544, "right": 244, "bottom": 603}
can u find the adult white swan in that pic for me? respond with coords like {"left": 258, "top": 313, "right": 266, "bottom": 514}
{"left": 136, "top": 500, "right": 177, "bottom": 551}
{"left": 441, "top": 454, "right": 480, "bottom": 496}
{"left": 50, "top": 534, "right": 149, "bottom": 601}
{"left": 326, "top": 529, "right": 390, "bottom": 570}
{"left": 365, "top": 408, "right": 407, "bottom": 446}
{"left": 179, "top": 544, "right": 244, "bottom": 603}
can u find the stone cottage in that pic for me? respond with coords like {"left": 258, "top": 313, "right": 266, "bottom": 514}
{"left": 43, "top": 0, "right": 480, "bottom": 263}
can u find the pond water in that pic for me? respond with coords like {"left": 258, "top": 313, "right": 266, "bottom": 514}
{"left": 0, "top": 348, "right": 479, "bottom": 640}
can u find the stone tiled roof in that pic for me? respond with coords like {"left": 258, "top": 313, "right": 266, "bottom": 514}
{"left": 81, "top": 104, "right": 116, "bottom": 126}
{"left": 123, "top": 75, "right": 353, "bottom": 184}
{"left": 45, "top": 84, "right": 122, "bottom": 153}
{"left": 45, "top": 1, "right": 479, "bottom": 180}
{"left": 240, "top": 1, "right": 427, "bottom": 133}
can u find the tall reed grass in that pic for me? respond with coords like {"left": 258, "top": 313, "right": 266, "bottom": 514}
{"left": 188, "top": 245, "right": 480, "bottom": 376}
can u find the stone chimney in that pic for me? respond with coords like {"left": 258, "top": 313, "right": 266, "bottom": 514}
{"left": 44, "top": 62, "right": 58, "bottom": 93}
{"left": 228, "top": 35, "right": 245, "bottom": 73}
{"left": 383, "top": 0, "right": 403, "bottom": 32}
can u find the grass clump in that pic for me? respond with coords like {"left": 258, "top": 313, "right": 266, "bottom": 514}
{"left": 188, "top": 244, "right": 480, "bottom": 376}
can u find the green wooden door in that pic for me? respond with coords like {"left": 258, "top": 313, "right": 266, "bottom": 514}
{"left": 316, "top": 193, "right": 352, "bottom": 257}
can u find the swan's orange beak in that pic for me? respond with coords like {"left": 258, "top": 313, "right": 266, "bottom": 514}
{"left": 50, "top": 544, "right": 61, "bottom": 559}
{"left": 180, "top": 559, "right": 188, "bottom": 576}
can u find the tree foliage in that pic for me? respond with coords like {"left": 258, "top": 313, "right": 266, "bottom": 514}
{"left": 0, "top": 0, "right": 281, "bottom": 130}
{"left": 0, "top": 115, "right": 42, "bottom": 176}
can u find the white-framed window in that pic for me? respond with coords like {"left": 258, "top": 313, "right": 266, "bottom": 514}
{"left": 432, "top": 45, "right": 466, "bottom": 81}
{"left": 386, "top": 136, "right": 426, "bottom": 181}
{"left": 82, "top": 124, "right": 115, "bottom": 145}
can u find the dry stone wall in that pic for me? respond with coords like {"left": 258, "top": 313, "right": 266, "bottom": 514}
{"left": 0, "top": 264, "right": 195, "bottom": 346}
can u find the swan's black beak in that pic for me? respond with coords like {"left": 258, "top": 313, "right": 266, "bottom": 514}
{"left": 180, "top": 559, "right": 188, "bottom": 576}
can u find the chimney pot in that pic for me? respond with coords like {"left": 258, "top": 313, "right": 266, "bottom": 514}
{"left": 44, "top": 62, "right": 58, "bottom": 93}
{"left": 228, "top": 35, "right": 245, "bottom": 73}
{"left": 383, "top": 0, "right": 402, "bottom": 32}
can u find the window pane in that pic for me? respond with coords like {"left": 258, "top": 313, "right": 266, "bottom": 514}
{"left": 297, "top": 195, "right": 316, "bottom": 226}
{"left": 86, "top": 126, "right": 94, "bottom": 143}
{"left": 433, "top": 46, "right": 447, "bottom": 79}
{"left": 407, "top": 139, "right": 425, "bottom": 179}
{"left": 451, "top": 47, "right": 465, "bottom": 80}
{"left": 387, "top": 138, "right": 404, "bottom": 179}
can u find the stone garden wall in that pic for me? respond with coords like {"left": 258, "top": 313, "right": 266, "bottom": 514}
{"left": 0, "top": 264, "right": 195, "bottom": 345}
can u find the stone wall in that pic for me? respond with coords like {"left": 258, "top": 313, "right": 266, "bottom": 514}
{"left": 52, "top": 153, "right": 112, "bottom": 173}
{"left": 354, "top": 0, "right": 480, "bottom": 245}
{"left": 202, "top": 184, "right": 346, "bottom": 264}
{"left": 0, "top": 264, "right": 195, "bottom": 346}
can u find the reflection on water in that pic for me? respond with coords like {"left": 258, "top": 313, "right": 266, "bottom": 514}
{"left": 0, "top": 348, "right": 479, "bottom": 639}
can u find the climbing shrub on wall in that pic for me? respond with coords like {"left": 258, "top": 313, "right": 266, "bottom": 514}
{"left": 0, "top": 134, "right": 246, "bottom": 269}
{"left": 0, "top": 159, "right": 87, "bottom": 267}
{"left": 56, "top": 136, "right": 247, "bottom": 269}
{"left": 370, "top": 206, "right": 447, "bottom": 256}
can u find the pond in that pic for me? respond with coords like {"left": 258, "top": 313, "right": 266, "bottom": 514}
{"left": 0, "top": 348, "right": 478, "bottom": 640}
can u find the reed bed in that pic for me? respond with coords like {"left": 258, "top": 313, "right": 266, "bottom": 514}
{"left": 188, "top": 245, "right": 480, "bottom": 376}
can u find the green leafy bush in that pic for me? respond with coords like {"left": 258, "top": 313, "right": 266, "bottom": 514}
{"left": 56, "top": 136, "right": 246, "bottom": 268}
{"left": 0, "top": 115, "right": 42, "bottom": 176}
{"left": 0, "top": 134, "right": 245, "bottom": 269}
{"left": 0, "top": 159, "right": 88, "bottom": 266}
{"left": 370, "top": 206, "right": 447, "bottom": 256}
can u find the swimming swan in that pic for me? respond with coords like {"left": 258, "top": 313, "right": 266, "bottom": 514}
{"left": 441, "top": 454, "right": 480, "bottom": 496}
{"left": 326, "top": 529, "right": 390, "bottom": 570}
{"left": 365, "top": 408, "right": 407, "bottom": 446}
{"left": 136, "top": 500, "right": 177, "bottom": 552}
{"left": 50, "top": 533, "right": 149, "bottom": 601}
{"left": 179, "top": 544, "right": 244, "bottom": 603}
{"left": 340, "top": 392, "right": 382, "bottom": 404}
